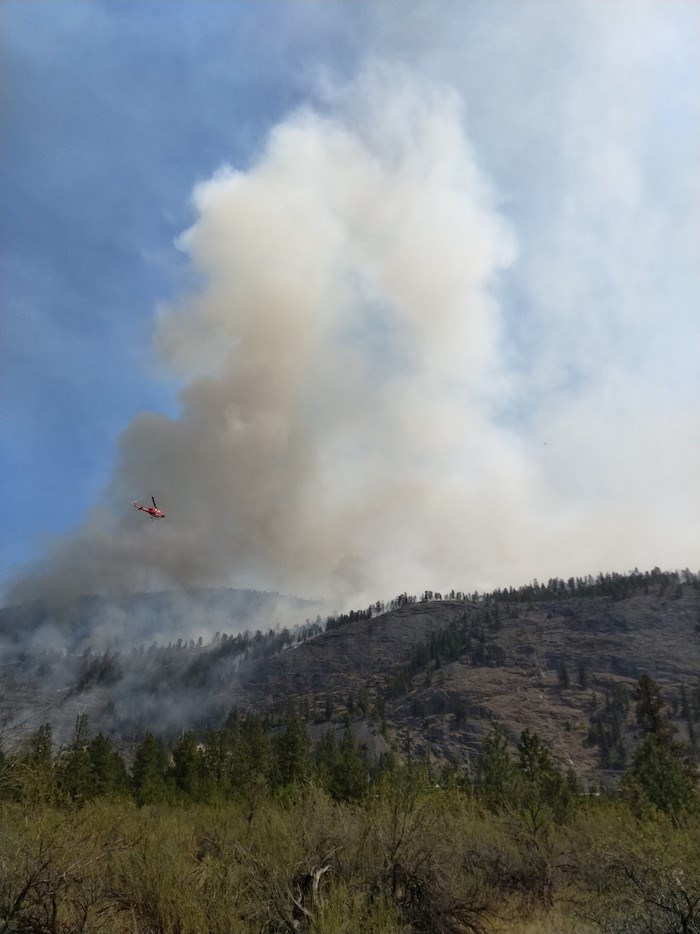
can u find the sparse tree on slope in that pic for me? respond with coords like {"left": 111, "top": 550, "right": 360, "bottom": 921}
{"left": 634, "top": 673, "right": 673, "bottom": 741}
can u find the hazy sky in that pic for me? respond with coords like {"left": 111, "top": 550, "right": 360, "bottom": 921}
{"left": 2, "top": 0, "right": 698, "bottom": 608}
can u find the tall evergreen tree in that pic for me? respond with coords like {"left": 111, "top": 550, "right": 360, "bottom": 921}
{"left": 634, "top": 674, "right": 673, "bottom": 740}
{"left": 172, "top": 730, "right": 214, "bottom": 802}
{"left": 624, "top": 675, "right": 698, "bottom": 823}
{"left": 57, "top": 712, "right": 95, "bottom": 803}
{"left": 577, "top": 661, "right": 589, "bottom": 689}
{"left": 88, "top": 733, "right": 128, "bottom": 797}
{"left": 273, "top": 711, "right": 311, "bottom": 788}
{"left": 477, "top": 728, "right": 519, "bottom": 810}
{"left": 21, "top": 722, "right": 56, "bottom": 802}
{"left": 230, "top": 715, "right": 272, "bottom": 795}
{"left": 680, "top": 684, "right": 697, "bottom": 755}
{"left": 517, "top": 729, "right": 557, "bottom": 786}
{"left": 557, "top": 659, "right": 570, "bottom": 689}
{"left": 517, "top": 728, "right": 569, "bottom": 819}
{"left": 203, "top": 728, "right": 233, "bottom": 796}
{"left": 314, "top": 729, "right": 339, "bottom": 792}
{"left": 30, "top": 723, "right": 53, "bottom": 771}
{"left": 331, "top": 726, "right": 366, "bottom": 801}
{"left": 624, "top": 734, "right": 697, "bottom": 824}
{"left": 131, "top": 733, "right": 172, "bottom": 805}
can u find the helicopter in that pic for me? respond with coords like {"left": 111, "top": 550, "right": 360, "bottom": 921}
{"left": 132, "top": 496, "right": 165, "bottom": 519}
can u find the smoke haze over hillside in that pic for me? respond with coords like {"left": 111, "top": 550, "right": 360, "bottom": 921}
{"left": 5, "top": 41, "right": 700, "bottom": 611}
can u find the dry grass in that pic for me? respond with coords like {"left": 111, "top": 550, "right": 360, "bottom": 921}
{"left": 490, "top": 906, "right": 599, "bottom": 933}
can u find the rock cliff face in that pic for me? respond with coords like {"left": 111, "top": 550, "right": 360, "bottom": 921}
{"left": 2, "top": 576, "right": 699, "bottom": 784}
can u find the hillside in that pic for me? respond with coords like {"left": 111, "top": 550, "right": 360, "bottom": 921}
{"left": 1, "top": 570, "right": 699, "bottom": 786}
{"left": 232, "top": 574, "right": 700, "bottom": 784}
{"left": 0, "top": 588, "right": 322, "bottom": 745}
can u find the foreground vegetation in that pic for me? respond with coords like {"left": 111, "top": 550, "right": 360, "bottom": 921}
{"left": 1, "top": 778, "right": 698, "bottom": 933}
{"left": 1, "top": 672, "right": 698, "bottom": 933}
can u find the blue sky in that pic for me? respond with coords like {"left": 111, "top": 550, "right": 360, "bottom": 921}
{"left": 2, "top": 1, "right": 699, "bottom": 605}
{"left": 2, "top": 1, "right": 326, "bottom": 568}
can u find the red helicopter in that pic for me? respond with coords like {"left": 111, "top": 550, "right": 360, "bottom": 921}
{"left": 133, "top": 496, "right": 165, "bottom": 519}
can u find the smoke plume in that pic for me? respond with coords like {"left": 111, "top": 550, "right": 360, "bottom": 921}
{"left": 7, "top": 62, "right": 699, "bottom": 612}
{"left": 8, "top": 67, "right": 528, "bottom": 606}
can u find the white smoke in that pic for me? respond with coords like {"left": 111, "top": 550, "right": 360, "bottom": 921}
{"left": 7, "top": 58, "right": 700, "bottom": 611}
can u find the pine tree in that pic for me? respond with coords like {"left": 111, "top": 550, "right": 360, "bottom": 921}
{"left": 357, "top": 686, "right": 369, "bottom": 716}
{"left": 58, "top": 712, "right": 95, "bottom": 803}
{"left": 624, "top": 675, "right": 698, "bottom": 823}
{"left": 577, "top": 661, "right": 589, "bottom": 689}
{"left": 517, "top": 728, "right": 568, "bottom": 819}
{"left": 273, "top": 711, "right": 310, "bottom": 788}
{"left": 172, "top": 730, "right": 214, "bottom": 802}
{"left": 30, "top": 722, "right": 53, "bottom": 770}
{"left": 477, "top": 728, "right": 519, "bottom": 810}
{"left": 88, "top": 733, "right": 128, "bottom": 797}
{"left": 231, "top": 715, "right": 271, "bottom": 796}
{"left": 331, "top": 725, "right": 366, "bottom": 801}
{"left": 131, "top": 733, "right": 172, "bottom": 805}
{"left": 518, "top": 729, "right": 556, "bottom": 785}
{"left": 22, "top": 722, "right": 56, "bottom": 802}
{"left": 557, "top": 659, "right": 570, "bottom": 689}
{"left": 203, "top": 728, "right": 233, "bottom": 795}
{"left": 314, "top": 729, "right": 339, "bottom": 792}
{"left": 634, "top": 674, "right": 673, "bottom": 740}
{"left": 624, "top": 734, "right": 697, "bottom": 824}
{"left": 680, "top": 684, "right": 697, "bottom": 755}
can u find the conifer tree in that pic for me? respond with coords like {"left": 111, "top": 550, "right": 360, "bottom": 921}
{"left": 231, "top": 715, "right": 271, "bottom": 795}
{"left": 634, "top": 674, "right": 673, "bottom": 740}
{"left": 557, "top": 659, "right": 570, "bottom": 689}
{"left": 332, "top": 725, "right": 366, "bottom": 801}
{"left": 680, "top": 684, "right": 697, "bottom": 755}
{"left": 478, "top": 728, "right": 519, "bottom": 810}
{"left": 57, "top": 712, "right": 95, "bottom": 803}
{"left": 273, "top": 710, "right": 310, "bottom": 788}
{"left": 203, "top": 728, "right": 233, "bottom": 795}
{"left": 30, "top": 722, "right": 53, "bottom": 771}
{"left": 577, "top": 661, "right": 589, "bottom": 689}
{"left": 21, "top": 722, "right": 56, "bottom": 802}
{"left": 88, "top": 733, "right": 128, "bottom": 797}
{"left": 131, "top": 733, "right": 172, "bottom": 805}
{"left": 314, "top": 729, "right": 339, "bottom": 792}
{"left": 172, "top": 730, "right": 214, "bottom": 802}
{"left": 624, "top": 734, "right": 697, "bottom": 824}
{"left": 517, "top": 728, "right": 569, "bottom": 819}
{"left": 624, "top": 675, "right": 698, "bottom": 823}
